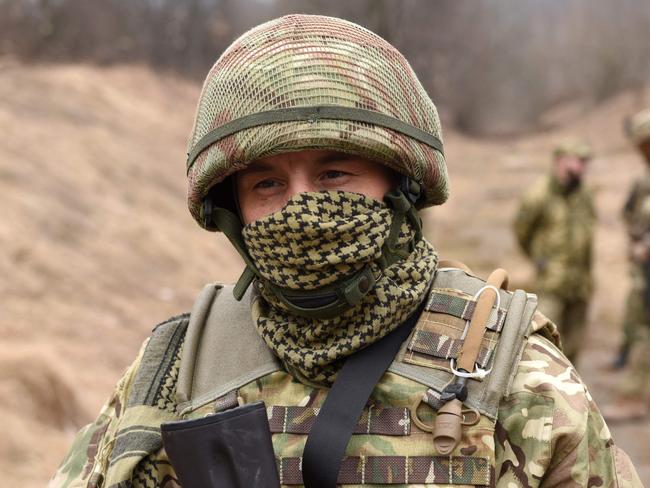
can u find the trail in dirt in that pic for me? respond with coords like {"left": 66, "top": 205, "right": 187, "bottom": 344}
{"left": 1, "top": 61, "right": 648, "bottom": 486}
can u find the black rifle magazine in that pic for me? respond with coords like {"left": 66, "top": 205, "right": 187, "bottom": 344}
{"left": 161, "top": 401, "right": 280, "bottom": 488}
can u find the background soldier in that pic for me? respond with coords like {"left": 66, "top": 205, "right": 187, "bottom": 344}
{"left": 613, "top": 108, "right": 650, "bottom": 370}
{"left": 49, "top": 15, "right": 640, "bottom": 487}
{"left": 514, "top": 141, "right": 595, "bottom": 365}
{"left": 605, "top": 108, "right": 650, "bottom": 420}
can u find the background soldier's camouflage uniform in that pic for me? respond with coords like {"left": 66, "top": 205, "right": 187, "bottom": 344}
{"left": 514, "top": 161, "right": 596, "bottom": 364}
{"left": 618, "top": 108, "right": 650, "bottom": 400}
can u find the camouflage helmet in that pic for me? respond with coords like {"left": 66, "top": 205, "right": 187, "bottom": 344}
{"left": 186, "top": 14, "right": 447, "bottom": 229}
{"left": 627, "top": 108, "right": 650, "bottom": 147}
{"left": 552, "top": 139, "right": 592, "bottom": 161}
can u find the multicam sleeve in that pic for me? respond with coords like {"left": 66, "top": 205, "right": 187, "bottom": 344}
{"left": 514, "top": 186, "right": 545, "bottom": 257}
{"left": 47, "top": 339, "right": 148, "bottom": 488}
{"left": 496, "top": 333, "right": 643, "bottom": 487}
{"left": 585, "top": 189, "right": 597, "bottom": 269}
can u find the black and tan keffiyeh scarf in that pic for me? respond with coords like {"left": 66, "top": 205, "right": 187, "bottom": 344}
{"left": 242, "top": 191, "right": 437, "bottom": 386}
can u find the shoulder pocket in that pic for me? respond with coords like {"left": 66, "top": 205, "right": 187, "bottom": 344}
{"left": 403, "top": 288, "right": 505, "bottom": 377}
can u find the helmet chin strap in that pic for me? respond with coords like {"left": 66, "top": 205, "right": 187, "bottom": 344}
{"left": 203, "top": 176, "right": 423, "bottom": 320}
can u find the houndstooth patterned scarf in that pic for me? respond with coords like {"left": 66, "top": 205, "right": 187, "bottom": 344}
{"left": 242, "top": 191, "right": 437, "bottom": 386}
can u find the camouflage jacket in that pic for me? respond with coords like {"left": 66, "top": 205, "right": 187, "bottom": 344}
{"left": 49, "top": 302, "right": 641, "bottom": 487}
{"left": 514, "top": 175, "right": 596, "bottom": 300}
{"left": 623, "top": 168, "right": 650, "bottom": 243}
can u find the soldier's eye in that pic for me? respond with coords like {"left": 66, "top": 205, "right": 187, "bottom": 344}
{"left": 322, "top": 170, "right": 348, "bottom": 180}
{"left": 254, "top": 179, "right": 280, "bottom": 189}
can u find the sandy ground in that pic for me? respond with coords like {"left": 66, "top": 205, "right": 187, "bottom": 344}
{"left": 0, "top": 61, "right": 648, "bottom": 486}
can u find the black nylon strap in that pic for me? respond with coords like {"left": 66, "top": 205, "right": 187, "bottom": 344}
{"left": 186, "top": 106, "right": 444, "bottom": 172}
{"left": 301, "top": 300, "right": 426, "bottom": 488}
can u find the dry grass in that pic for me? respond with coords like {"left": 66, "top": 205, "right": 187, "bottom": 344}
{"left": 0, "top": 61, "right": 648, "bottom": 486}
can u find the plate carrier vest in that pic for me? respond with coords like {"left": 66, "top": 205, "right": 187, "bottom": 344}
{"left": 96, "top": 265, "right": 543, "bottom": 488}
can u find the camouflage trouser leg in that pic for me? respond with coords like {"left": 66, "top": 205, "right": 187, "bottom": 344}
{"left": 537, "top": 293, "right": 588, "bottom": 365}
{"left": 620, "top": 271, "right": 648, "bottom": 348}
{"left": 621, "top": 322, "right": 650, "bottom": 400}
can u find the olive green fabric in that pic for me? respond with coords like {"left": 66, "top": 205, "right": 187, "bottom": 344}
{"left": 515, "top": 174, "right": 595, "bottom": 300}
{"left": 619, "top": 162, "right": 650, "bottom": 399}
{"left": 536, "top": 292, "right": 588, "bottom": 364}
{"left": 244, "top": 190, "right": 437, "bottom": 385}
{"left": 620, "top": 168, "right": 650, "bottom": 352}
{"left": 515, "top": 173, "right": 595, "bottom": 364}
{"left": 187, "top": 106, "right": 444, "bottom": 168}
{"left": 620, "top": 268, "right": 645, "bottom": 350}
{"left": 176, "top": 283, "right": 280, "bottom": 412}
{"left": 623, "top": 168, "right": 650, "bottom": 241}
{"left": 619, "top": 264, "right": 650, "bottom": 400}
{"left": 621, "top": 322, "right": 650, "bottom": 400}
{"left": 186, "top": 14, "right": 448, "bottom": 228}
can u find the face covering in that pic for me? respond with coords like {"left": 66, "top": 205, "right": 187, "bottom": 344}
{"left": 242, "top": 190, "right": 437, "bottom": 386}
{"left": 564, "top": 172, "right": 582, "bottom": 194}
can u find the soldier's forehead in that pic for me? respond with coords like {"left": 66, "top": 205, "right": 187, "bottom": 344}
{"left": 243, "top": 151, "right": 367, "bottom": 171}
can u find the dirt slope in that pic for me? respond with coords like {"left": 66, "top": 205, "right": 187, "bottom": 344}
{"left": 0, "top": 61, "right": 242, "bottom": 486}
{"left": 0, "top": 61, "right": 648, "bottom": 486}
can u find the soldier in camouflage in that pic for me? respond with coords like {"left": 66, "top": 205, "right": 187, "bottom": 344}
{"left": 514, "top": 141, "right": 596, "bottom": 364}
{"left": 612, "top": 108, "right": 650, "bottom": 370}
{"left": 605, "top": 108, "right": 650, "bottom": 421}
{"left": 49, "top": 15, "right": 641, "bottom": 488}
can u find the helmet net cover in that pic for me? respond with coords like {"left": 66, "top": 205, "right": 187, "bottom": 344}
{"left": 553, "top": 140, "right": 592, "bottom": 160}
{"left": 629, "top": 108, "right": 650, "bottom": 147}
{"left": 187, "top": 14, "right": 448, "bottom": 228}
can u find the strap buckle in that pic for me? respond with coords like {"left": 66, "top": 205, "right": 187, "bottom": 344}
{"left": 399, "top": 176, "right": 421, "bottom": 205}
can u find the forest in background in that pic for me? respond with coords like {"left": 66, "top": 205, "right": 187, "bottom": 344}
{"left": 1, "top": 0, "right": 649, "bottom": 135}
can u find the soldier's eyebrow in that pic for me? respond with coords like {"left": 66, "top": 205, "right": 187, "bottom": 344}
{"left": 240, "top": 161, "right": 274, "bottom": 174}
{"left": 316, "top": 153, "right": 355, "bottom": 165}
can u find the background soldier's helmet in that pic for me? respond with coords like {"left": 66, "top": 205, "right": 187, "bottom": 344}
{"left": 552, "top": 140, "right": 592, "bottom": 161}
{"left": 185, "top": 14, "right": 448, "bottom": 229}
{"left": 627, "top": 108, "right": 650, "bottom": 147}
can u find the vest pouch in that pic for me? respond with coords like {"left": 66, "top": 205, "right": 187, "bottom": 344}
{"left": 161, "top": 401, "right": 280, "bottom": 488}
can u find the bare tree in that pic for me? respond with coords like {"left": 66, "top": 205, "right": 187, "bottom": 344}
{"left": 1, "top": 0, "right": 648, "bottom": 135}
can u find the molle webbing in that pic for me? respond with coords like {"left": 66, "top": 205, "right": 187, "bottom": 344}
{"left": 407, "top": 286, "right": 509, "bottom": 370}
{"left": 408, "top": 329, "right": 494, "bottom": 369}
{"left": 277, "top": 455, "right": 491, "bottom": 486}
{"left": 268, "top": 405, "right": 411, "bottom": 436}
{"left": 389, "top": 267, "right": 537, "bottom": 419}
{"left": 426, "top": 291, "right": 507, "bottom": 331}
